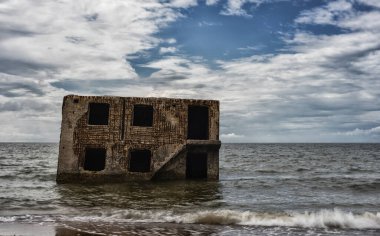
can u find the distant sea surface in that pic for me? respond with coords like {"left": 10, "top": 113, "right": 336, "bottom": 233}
{"left": 0, "top": 143, "right": 379, "bottom": 235}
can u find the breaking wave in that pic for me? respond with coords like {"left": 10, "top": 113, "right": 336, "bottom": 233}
{"left": 2, "top": 209, "right": 380, "bottom": 229}
{"left": 39, "top": 209, "right": 380, "bottom": 229}
{"left": 183, "top": 209, "right": 380, "bottom": 229}
{"left": 70, "top": 209, "right": 380, "bottom": 229}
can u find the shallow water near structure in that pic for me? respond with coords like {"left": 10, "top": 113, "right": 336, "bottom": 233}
{"left": 0, "top": 143, "right": 379, "bottom": 235}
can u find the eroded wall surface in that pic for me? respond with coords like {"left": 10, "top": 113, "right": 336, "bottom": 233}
{"left": 57, "top": 95, "right": 220, "bottom": 183}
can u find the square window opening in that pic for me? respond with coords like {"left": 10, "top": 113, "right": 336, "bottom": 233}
{"left": 88, "top": 103, "right": 109, "bottom": 125}
{"left": 129, "top": 149, "right": 151, "bottom": 172}
{"left": 133, "top": 105, "right": 153, "bottom": 127}
{"left": 83, "top": 148, "right": 106, "bottom": 171}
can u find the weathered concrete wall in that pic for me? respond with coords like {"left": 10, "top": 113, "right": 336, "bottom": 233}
{"left": 57, "top": 95, "right": 220, "bottom": 183}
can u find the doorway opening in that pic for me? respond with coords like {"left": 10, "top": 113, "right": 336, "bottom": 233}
{"left": 187, "top": 105, "right": 209, "bottom": 140}
{"left": 186, "top": 152, "right": 207, "bottom": 179}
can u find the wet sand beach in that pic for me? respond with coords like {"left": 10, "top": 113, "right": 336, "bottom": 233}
{"left": 2, "top": 222, "right": 380, "bottom": 236}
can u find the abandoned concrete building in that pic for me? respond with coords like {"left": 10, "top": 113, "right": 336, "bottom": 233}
{"left": 56, "top": 95, "right": 220, "bottom": 183}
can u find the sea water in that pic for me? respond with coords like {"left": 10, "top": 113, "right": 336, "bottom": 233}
{"left": 0, "top": 143, "right": 379, "bottom": 235}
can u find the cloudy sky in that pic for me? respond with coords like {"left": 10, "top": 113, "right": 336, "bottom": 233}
{"left": 0, "top": 0, "right": 379, "bottom": 142}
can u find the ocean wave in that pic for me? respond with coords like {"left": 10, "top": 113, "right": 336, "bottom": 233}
{"left": 349, "top": 182, "right": 380, "bottom": 191}
{"left": 64, "top": 209, "right": 380, "bottom": 229}
{"left": 2, "top": 209, "right": 380, "bottom": 229}
{"left": 0, "top": 216, "right": 17, "bottom": 222}
{"left": 184, "top": 209, "right": 380, "bottom": 229}
{"left": 255, "top": 169, "right": 281, "bottom": 174}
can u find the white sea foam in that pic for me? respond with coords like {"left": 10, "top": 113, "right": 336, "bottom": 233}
{"left": 60, "top": 209, "right": 380, "bottom": 229}
{"left": 2, "top": 209, "right": 380, "bottom": 229}
{"left": 181, "top": 209, "right": 380, "bottom": 229}
{"left": 0, "top": 216, "right": 16, "bottom": 222}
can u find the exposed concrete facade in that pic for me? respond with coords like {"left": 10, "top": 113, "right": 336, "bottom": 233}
{"left": 57, "top": 95, "right": 220, "bottom": 183}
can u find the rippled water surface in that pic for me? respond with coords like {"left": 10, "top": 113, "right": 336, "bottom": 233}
{"left": 0, "top": 143, "right": 379, "bottom": 235}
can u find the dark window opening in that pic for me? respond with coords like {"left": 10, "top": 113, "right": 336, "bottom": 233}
{"left": 129, "top": 149, "right": 151, "bottom": 172}
{"left": 187, "top": 106, "right": 209, "bottom": 140}
{"left": 88, "top": 103, "right": 109, "bottom": 125}
{"left": 186, "top": 152, "right": 208, "bottom": 179}
{"left": 133, "top": 105, "right": 153, "bottom": 127}
{"left": 83, "top": 148, "right": 106, "bottom": 171}
{"left": 73, "top": 98, "right": 79, "bottom": 103}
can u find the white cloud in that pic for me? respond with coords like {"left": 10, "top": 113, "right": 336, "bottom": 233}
{"left": 0, "top": 73, "right": 65, "bottom": 142}
{"left": 0, "top": 0, "right": 195, "bottom": 142}
{"left": 165, "top": 0, "right": 198, "bottom": 8}
{"left": 221, "top": 133, "right": 244, "bottom": 138}
{"left": 139, "top": 22, "right": 380, "bottom": 141}
{"left": 295, "top": 0, "right": 380, "bottom": 32}
{"left": 0, "top": 110, "right": 61, "bottom": 142}
{"left": 166, "top": 38, "right": 177, "bottom": 44}
{"left": 295, "top": 0, "right": 353, "bottom": 25}
{"left": 0, "top": 0, "right": 183, "bottom": 80}
{"left": 159, "top": 47, "right": 178, "bottom": 54}
{"left": 0, "top": 0, "right": 379, "bottom": 142}
{"left": 338, "top": 126, "right": 380, "bottom": 136}
{"left": 351, "top": 50, "right": 380, "bottom": 75}
{"left": 237, "top": 45, "right": 264, "bottom": 51}
{"left": 221, "top": 0, "right": 251, "bottom": 17}
{"left": 221, "top": 133, "right": 245, "bottom": 143}
{"left": 357, "top": 0, "right": 380, "bottom": 8}
{"left": 216, "top": 1, "right": 380, "bottom": 142}
{"left": 144, "top": 56, "right": 211, "bottom": 80}
{"left": 220, "top": 0, "right": 278, "bottom": 17}
{"left": 198, "top": 21, "right": 222, "bottom": 27}
{"left": 341, "top": 11, "right": 380, "bottom": 30}
{"left": 139, "top": 0, "right": 380, "bottom": 142}
{"left": 205, "top": 0, "right": 220, "bottom": 5}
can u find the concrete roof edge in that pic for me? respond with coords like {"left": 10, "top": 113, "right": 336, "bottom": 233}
{"left": 64, "top": 94, "right": 220, "bottom": 103}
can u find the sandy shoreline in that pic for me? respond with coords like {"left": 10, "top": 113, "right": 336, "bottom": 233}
{"left": 2, "top": 221, "right": 380, "bottom": 236}
{"left": 0, "top": 222, "right": 221, "bottom": 236}
{"left": 0, "top": 223, "right": 89, "bottom": 236}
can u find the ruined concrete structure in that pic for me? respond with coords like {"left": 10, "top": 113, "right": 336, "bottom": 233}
{"left": 57, "top": 95, "right": 220, "bottom": 183}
